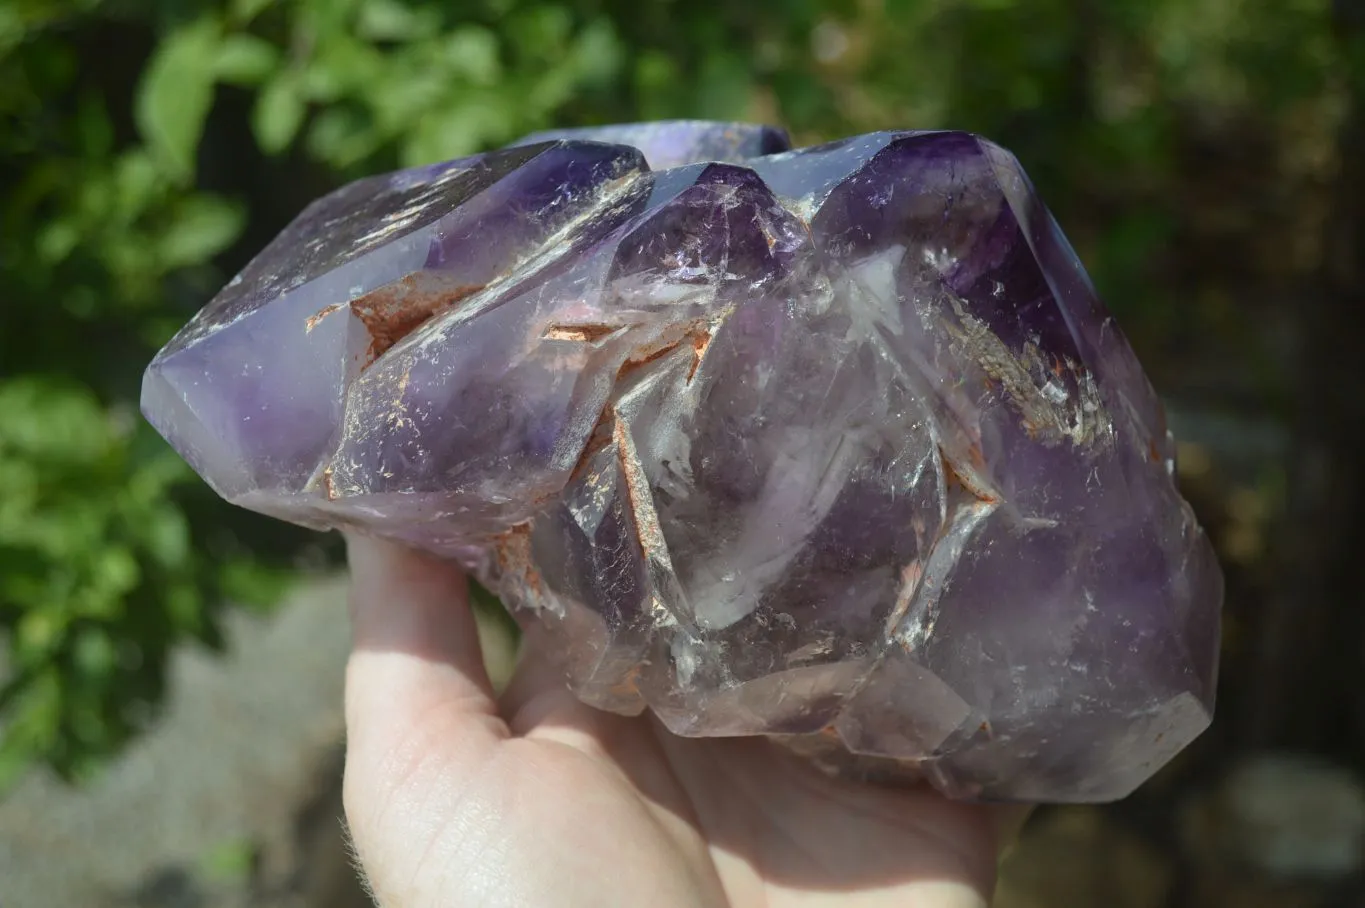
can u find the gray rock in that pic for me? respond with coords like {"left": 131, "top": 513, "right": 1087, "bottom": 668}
{"left": 0, "top": 576, "right": 367, "bottom": 908}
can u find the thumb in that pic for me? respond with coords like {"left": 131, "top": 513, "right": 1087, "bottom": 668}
{"left": 342, "top": 534, "right": 509, "bottom": 889}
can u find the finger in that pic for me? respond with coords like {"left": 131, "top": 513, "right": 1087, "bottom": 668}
{"left": 498, "top": 622, "right": 615, "bottom": 736}
{"left": 343, "top": 534, "right": 507, "bottom": 790}
{"left": 497, "top": 621, "right": 576, "bottom": 726}
{"left": 498, "top": 622, "right": 653, "bottom": 766}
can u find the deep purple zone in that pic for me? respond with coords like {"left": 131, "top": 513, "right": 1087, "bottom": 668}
{"left": 142, "top": 121, "right": 1223, "bottom": 803}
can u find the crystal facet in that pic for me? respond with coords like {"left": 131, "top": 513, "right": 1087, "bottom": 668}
{"left": 143, "top": 121, "right": 1223, "bottom": 802}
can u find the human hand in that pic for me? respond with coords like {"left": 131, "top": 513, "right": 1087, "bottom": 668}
{"left": 343, "top": 534, "right": 1016, "bottom": 907}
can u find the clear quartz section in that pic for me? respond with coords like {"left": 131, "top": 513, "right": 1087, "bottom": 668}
{"left": 143, "top": 122, "right": 1223, "bottom": 803}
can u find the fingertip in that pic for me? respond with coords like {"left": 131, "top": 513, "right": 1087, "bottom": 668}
{"left": 344, "top": 529, "right": 456, "bottom": 596}
{"left": 345, "top": 533, "right": 470, "bottom": 645}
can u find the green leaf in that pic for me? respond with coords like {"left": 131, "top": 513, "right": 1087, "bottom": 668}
{"left": 402, "top": 97, "right": 508, "bottom": 166}
{"left": 306, "top": 106, "right": 381, "bottom": 167}
{"left": 303, "top": 35, "right": 388, "bottom": 101}
{"left": 0, "top": 379, "right": 107, "bottom": 463}
{"left": 88, "top": 547, "right": 139, "bottom": 613}
{"left": 112, "top": 151, "right": 165, "bottom": 222}
{"left": 164, "top": 582, "right": 206, "bottom": 634}
{"left": 16, "top": 610, "right": 65, "bottom": 663}
{"left": 442, "top": 27, "right": 502, "bottom": 84}
{"left": 634, "top": 51, "right": 683, "bottom": 119}
{"left": 218, "top": 559, "right": 294, "bottom": 610}
{"left": 696, "top": 52, "right": 754, "bottom": 120}
{"left": 509, "top": 5, "right": 572, "bottom": 60}
{"left": 253, "top": 71, "right": 307, "bottom": 154}
{"left": 158, "top": 194, "right": 245, "bottom": 268}
{"left": 357, "top": 0, "right": 434, "bottom": 41}
{"left": 140, "top": 506, "right": 191, "bottom": 570}
{"left": 36, "top": 220, "right": 79, "bottom": 264}
{"left": 73, "top": 628, "right": 117, "bottom": 680}
{"left": 231, "top": 0, "right": 277, "bottom": 24}
{"left": 214, "top": 33, "right": 280, "bottom": 86}
{"left": 0, "top": 670, "right": 62, "bottom": 760}
{"left": 135, "top": 16, "right": 222, "bottom": 181}
{"left": 565, "top": 18, "right": 622, "bottom": 87}
{"left": 76, "top": 93, "right": 114, "bottom": 158}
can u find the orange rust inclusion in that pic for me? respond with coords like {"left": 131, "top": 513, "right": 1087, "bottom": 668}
{"left": 618, "top": 338, "right": 681, "bottom": 377}
{"left": 561, "top": 320, "right": 717, "bottom": 484}
{"left": 687, "top": 326, "right": 712, "bottom": 381}
{"left": 606, "top": 664, "right": 643, "bottom": 700}
{"left": 305, "top": 303, "right": 344, "bottom": 332}
{"left": 306, "top": 274, "right": 485, "bottom": 366}
{"left": 619, "top": 319, "right": 713, "bottom": 383}
{"left": 493, "top": 522, "right": 545, "bottom": 597}
{"left": 940, "top": 447, "right": 997, "bottom": 504}
{"left": 569, "top": 406, "right": 617, "bottom": 482}
{"left": 544, "top": 323, "right": 620, "bottom": 342}
{"left": 542, "top": 317, "right": 715, "bottom": 385}
{"left": 356, "top": 275, "right": 484, "bottom": 362}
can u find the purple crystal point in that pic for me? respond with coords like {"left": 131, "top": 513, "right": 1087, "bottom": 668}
{"left": 143, "top": 123, "right": 1223, "bottom": 802}
{"left": 514, "top": 120, "right": 791, "bottom": 169}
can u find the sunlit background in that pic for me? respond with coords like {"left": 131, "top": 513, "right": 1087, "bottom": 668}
{"left": 3, "top": 1, "right": 1363, "bottom": 905}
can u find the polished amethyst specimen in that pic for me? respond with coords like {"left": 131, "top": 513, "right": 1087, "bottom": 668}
{"left": 142, "top": 121, "right": 1223, "bottom": 802}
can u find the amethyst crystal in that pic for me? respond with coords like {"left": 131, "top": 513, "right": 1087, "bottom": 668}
{"left": 143, "top": 121, "right": 1223, "bottom": 802}
{"left": 513, "top": 121, "right": 792, "bottom": 168}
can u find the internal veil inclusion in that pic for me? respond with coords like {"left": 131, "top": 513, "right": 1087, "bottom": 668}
{"left": 141, "top": 121, "right": 1223, "bottom": 803}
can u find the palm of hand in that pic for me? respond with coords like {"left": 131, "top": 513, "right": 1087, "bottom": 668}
{"left": 344, "top": 537, "right": 1003, "bottom": 908}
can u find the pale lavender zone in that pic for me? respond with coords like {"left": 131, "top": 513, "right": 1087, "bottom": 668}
{"left": 142, "top": 121, "right": 1223, "bottom": 802}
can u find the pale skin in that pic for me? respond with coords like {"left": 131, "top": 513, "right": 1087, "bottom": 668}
{"left": 343, "top": 534, "right": 1023, "bottom": 908}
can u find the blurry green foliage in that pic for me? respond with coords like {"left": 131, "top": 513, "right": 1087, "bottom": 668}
{"left": 0, "top": 0, "right": 1349, "bottom": 784}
